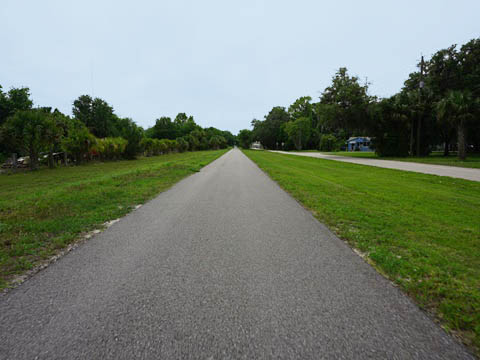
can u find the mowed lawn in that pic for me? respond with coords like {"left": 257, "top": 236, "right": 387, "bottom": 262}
{"left": 0, "top": 149, "right": 228, "bottom": 290}
{"left": 325, "top": 151, "right": 480, "bottom": 169}
{"left": 244, "top": 149, "right": 480, "bottom": 352}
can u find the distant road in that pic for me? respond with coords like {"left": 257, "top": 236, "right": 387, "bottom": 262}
{"left": 271, "top": 151, "right": 480, "bottom": 182}
{"left": 0, "top": 149, "right": 472, "bottom": 359}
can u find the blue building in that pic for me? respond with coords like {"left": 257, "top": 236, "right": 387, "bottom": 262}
{"left": 347, "top": 137, "right": 372, "bottom": 152}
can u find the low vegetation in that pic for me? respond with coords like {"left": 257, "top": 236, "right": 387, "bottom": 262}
{"left": 0, "top": 149, "right": 228, "bottom": 290}
{"left": 0, "top": 88, "right": 234, "bottom": 170}
{"left": 244, "top": 149, "right": 480, "bottom": 353}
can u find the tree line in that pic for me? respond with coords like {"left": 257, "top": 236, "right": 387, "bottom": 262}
{"left": 0, "top": 90, "right": 234, "bottom": 170}
{"left": 238, "top": 38, "right": 480, "bottom": 160}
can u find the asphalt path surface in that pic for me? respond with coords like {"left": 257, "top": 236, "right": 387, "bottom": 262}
{"left": 0, "top": 149, "right": 473, "bottom": 359}
{"left": 270, "top": 150, "right": 480, "bottom": 182}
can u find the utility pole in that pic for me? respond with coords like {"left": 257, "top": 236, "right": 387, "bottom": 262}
{"left": 416, "top": 56, "right": 425, "bottom": 157}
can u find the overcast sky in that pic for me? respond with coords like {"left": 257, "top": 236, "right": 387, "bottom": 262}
{"left": 1, "top": 1, "right": 479, "bottom": 134}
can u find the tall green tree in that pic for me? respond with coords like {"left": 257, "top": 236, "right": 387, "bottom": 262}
{"left": 72, "top": 95, "right": 118, "bottom": 138}
{"left": 43, "top": 110, "right": 66, "bottom": 168}
{"left": 174, "top": 113, "right": 198, "bottom": 137}
{"left": 289, "top": 96, "right": 320, "bottom": 148}
{"left": 0, "top": 86, "right": 33, "bottom": 125}
{"left": 284, "top": 117, "right": 311, "bottom": 150}
{"left": 237, "top": 129, "right": 252, "bottom": 148}
{"left": 61, "top": 118, "right": 95, "bottom": 164}
{"left": 368, "top": 95, "right": 410, "bottom": 157}
{"left": 150, "top": 116, "right": 177, "bottom": 140}
{"left": 2, "top": 109, "right": 50, "bottom": 169}
{"left": 320, "top": 67, "right": 371, "bottom": 137}
{"left": 251, "top": 107, "right": 289, "bottom": 149}
{"left": 0, "top": 86, "right": 34, "bottom": 156}
{"left": 436, "top": 90, "right": 479, "bottom": 160}
{"left": 288, "top": 96, "right": 313, "bottom": 121}
{"left": 117, "top": 117, "right": 144, "bottom": 159}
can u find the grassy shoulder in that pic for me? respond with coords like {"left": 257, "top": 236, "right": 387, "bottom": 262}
{"left": 322, "top": 151, "right": 480, "bottom": 169}
{"left": 243, "top": 149, "right": 480, "bottom": 353}
{"left": 0, "top": 149, "right": 228, "bottom": 290}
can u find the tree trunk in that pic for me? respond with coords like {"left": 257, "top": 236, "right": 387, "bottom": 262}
{"left": 12, "top": 153, "right": 17, "bottom": 169}
{"left": 458, "top": 120, "right": 466, "bottom": 160}
{"left": 29, "top": 149, "right": 38, "bottom": 170}
{"left": 48, "top": 147, "right": 54, "bottom": 169}
{"left": 443, "top": 138, "right": 449, "bottom": 157}
{"left": 410, "top": 119, "right": 415, "bottom": 156}
{"left": 416, "top": 115, "right": 422, "bottom": 157}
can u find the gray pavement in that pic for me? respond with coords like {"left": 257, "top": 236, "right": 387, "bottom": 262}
{"left": 271, "top": 150, "right": 480, "bottom": 182}
{"left": 0, "top": 148, "right": 473, "bottom": 359}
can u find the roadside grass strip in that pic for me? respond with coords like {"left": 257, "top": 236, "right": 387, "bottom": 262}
{"left": 243, "top": 149, "right": 480, "bottom": 354}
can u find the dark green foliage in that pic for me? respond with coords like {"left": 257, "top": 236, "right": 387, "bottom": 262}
{"left": 94, "top": 137, "right": 128, "bottom": 160}
{"left": 237, "top": 129, "right": 252, "bottom": 148}
{"left": 1, "top": 109, "right": 52, "bottom": 169}
{"left": 251, "top": 107, "right": 289, "bottom": 149}
{"left": 250, "top": 70, "right": 372, "bottom": 152}
{"left": 318, "top": 134, "right": 340, "bottom": 152}
{"left": 117, "top": 118, "right": 144, "bottom": 159}
{"left": 150, "top": 116, "right": 178, "bottom": 140}
{"left": 174, "top": 113, "right": 198, "bottom": 137}
{"left": 284, "top": 117, "right": 311, "bottom": 150}
{"left": 221, "top": 130, "right": 236, "bottom": 146}
{"left": 176, "top": 137, "right": 189, "bottom": 152}
{"left": 61, "top": 118, "right": 95, "bottom": 163}
{"left": 0, "top": 88, "right": 231, "bottom": 168}
{"left": 247, "top": 38, "right": 480, "bottom": 159}
{"left": 320, "top": 68, "right": 371, "bottom": 136}
{"left": 0, "top": 86, "right": 34, "bottom": 156}
{"left": 0, "top": 86, "right": 33, "bottom": 126}
{"left": 436, "top": 91, "right": 479, "bottom": 160}
{"left": 369, "top": 97, "right": 410, "bottom": 157}
{"left": 208, "top": 135, "right": 227, "bottom": 150}
{"left": 145, "top": 113, "right": 231, "bottom": 151}
{"left": 72, "top": 95, "right": 119, "bottom": 138}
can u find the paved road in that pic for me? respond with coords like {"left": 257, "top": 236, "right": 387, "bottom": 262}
{"left": 0, "top": 149, "right": 473, "bottom": 359}
{"left": 271, "top": 151, "right": 480, "bottom": 182}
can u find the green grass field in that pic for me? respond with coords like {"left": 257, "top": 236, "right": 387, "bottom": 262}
{"left": 323, "top": 151, "right": 480, "bottom": 169}
{"left": 0, "top": 149, "right": 228, "bottom": 290}
{"left": 243, "top": 149, "right": 480, "bottom": 353}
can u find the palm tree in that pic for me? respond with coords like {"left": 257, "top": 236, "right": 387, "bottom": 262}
{"left": 436, "top": 91, "right": 477, "bottom": 160}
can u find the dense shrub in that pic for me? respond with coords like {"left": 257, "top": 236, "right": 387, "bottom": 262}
{"left": 1, "top": 109, "right": 50, "bottom": 169}
{"left": 141, "top": 138, "right": 154, "bottom": 156}
{"left": 62, "top": 119, "right": 96, "bottom": 164}
{"left": 157, "top": 139, "right": 168, "bottom": 154}
{"left": 318, "top": 134, "right": 340, "bottom": 152}
{"left": 119, "top": 118, "right": 144, "bottom": 159}
{"left": 373, "top": 135, "right": 409, "bottom": 157}
{"left": 95, "top": 137, "right": 128, "bottom": 160}
{"left": 165, "top": 139, "right": 177, "bottom": 153}
{"left": 369, "top": 97, "right": 410, "bottom": 157}
{"left": 176, "top": 138, "right": 189, "bottom": 152}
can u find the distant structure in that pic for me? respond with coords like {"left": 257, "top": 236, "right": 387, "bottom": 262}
{"left": 347, "top": 137, "right": 372, "bottom": 152}
{"left": 251, "top": 141, "right": 263, "bottom": 150}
